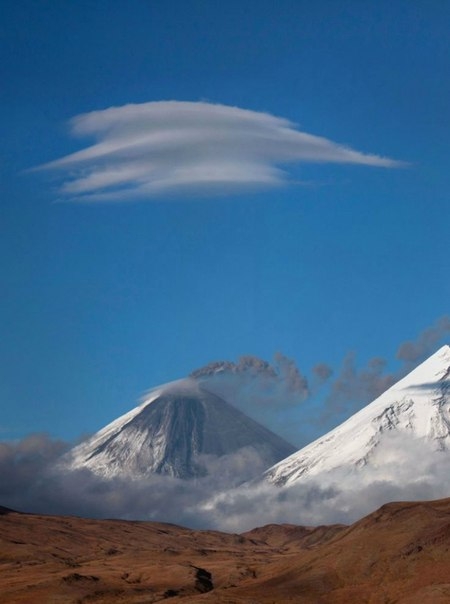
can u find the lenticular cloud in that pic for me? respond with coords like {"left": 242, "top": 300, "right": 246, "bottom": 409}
{"left": 39, "top": 101, "right": 402, "bottom": 201}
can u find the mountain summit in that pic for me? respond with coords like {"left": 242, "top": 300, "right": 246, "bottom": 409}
{"left": 264, "top": 345, "right": 450, "bottom": 486}
{"left": 63, "top": 378, "right": 296, "bottom": 480}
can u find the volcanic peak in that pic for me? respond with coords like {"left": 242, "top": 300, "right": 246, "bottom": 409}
{"left": 62, "top": 378, "right": 296, "bottom": 480}
{"left": 264, "top": 345, "right": 450, "bottom": 486}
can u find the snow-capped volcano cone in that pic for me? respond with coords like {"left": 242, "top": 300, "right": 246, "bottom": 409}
{"left": 63, "top": 378, "right": 296, "bottom": 480}
{"left": 264, "top": 345, "right": 450, "bottom": 486}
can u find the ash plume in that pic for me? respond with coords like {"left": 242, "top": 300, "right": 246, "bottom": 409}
{"left": 396, "top": 316, "right": 450, "bottom": 366}
{"left": 312, "top": 363, "right": 333, "bottom": 383}
{"left": 191, "top": 352, "right": 308, "bottom": 405}
{"left": 317, "top": 316, "right": 450, "bottom": 428}
{"left": 191, "top": 353, "right": 309, "bottom": 443}
{"left": 319, "top": 353, "right": 397, "bottom": 425}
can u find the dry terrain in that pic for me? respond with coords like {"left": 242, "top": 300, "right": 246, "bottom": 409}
{"left": 1, "top": 498, "right": 450, "bottom": 603}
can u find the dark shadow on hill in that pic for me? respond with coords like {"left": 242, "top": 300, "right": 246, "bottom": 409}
{"left": 0, "top": 505, "right": 18, "bottom": 515}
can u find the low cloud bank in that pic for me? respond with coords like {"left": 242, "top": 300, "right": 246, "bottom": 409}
{"left": 0, "top": 436, "right": 269, "bottom": 527}
{"left": 202, "top": 432, "right": 450, "bottom": 532}
{"left": 36, "top": 100, "right": 402, "bottom": 201}
{"left": 1, "top": 432, "right": 450, "bottom": 533}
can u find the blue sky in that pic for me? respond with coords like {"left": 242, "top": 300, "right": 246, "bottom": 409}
{"left": 1, "top": 1, "right": 450, "bottom": 444}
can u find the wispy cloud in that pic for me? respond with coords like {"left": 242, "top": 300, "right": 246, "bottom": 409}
{"left": 37, "top": 101, "right": 403, "bottom": 201}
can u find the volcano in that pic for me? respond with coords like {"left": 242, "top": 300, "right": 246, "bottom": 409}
{"left": 63, "top": 378, "right": 296, "bottom": 480}
{"left": 264, "top": 345, "right": 450, "bottom": 486}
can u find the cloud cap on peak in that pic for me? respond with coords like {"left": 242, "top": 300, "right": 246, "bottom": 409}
{"left": 37, "top": 101, "right": 404, "bottom": 202}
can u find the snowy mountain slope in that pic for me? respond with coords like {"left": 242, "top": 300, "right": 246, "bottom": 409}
{"left": 265, "top": 345, "right": 450, "bottom": 486}
{"left": 63, "top": 378, "right": 296, "bottom": 480}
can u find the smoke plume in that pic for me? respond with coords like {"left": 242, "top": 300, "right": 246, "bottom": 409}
{"left": 396, "top": 316, "right": 450, "bottom": 366}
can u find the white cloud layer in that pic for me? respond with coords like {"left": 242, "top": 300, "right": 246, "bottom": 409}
{"left": 2, "top": 432, "right": 450, "bottom": 533}
{"left": 198, "top": 433, "right": 450, "bottom": 532}
{"left": 38, "top": 101, "right": 403, "bottom": 201}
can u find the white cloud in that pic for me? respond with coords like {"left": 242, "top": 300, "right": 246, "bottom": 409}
{"left": 38, "top": 101, "right": 403, "bottom": 201}
{"left": 199, "top": 433, "right": 450, "bottom": 532}
{"left": 4, "top": 431, "right": 449, "bottom": 532}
